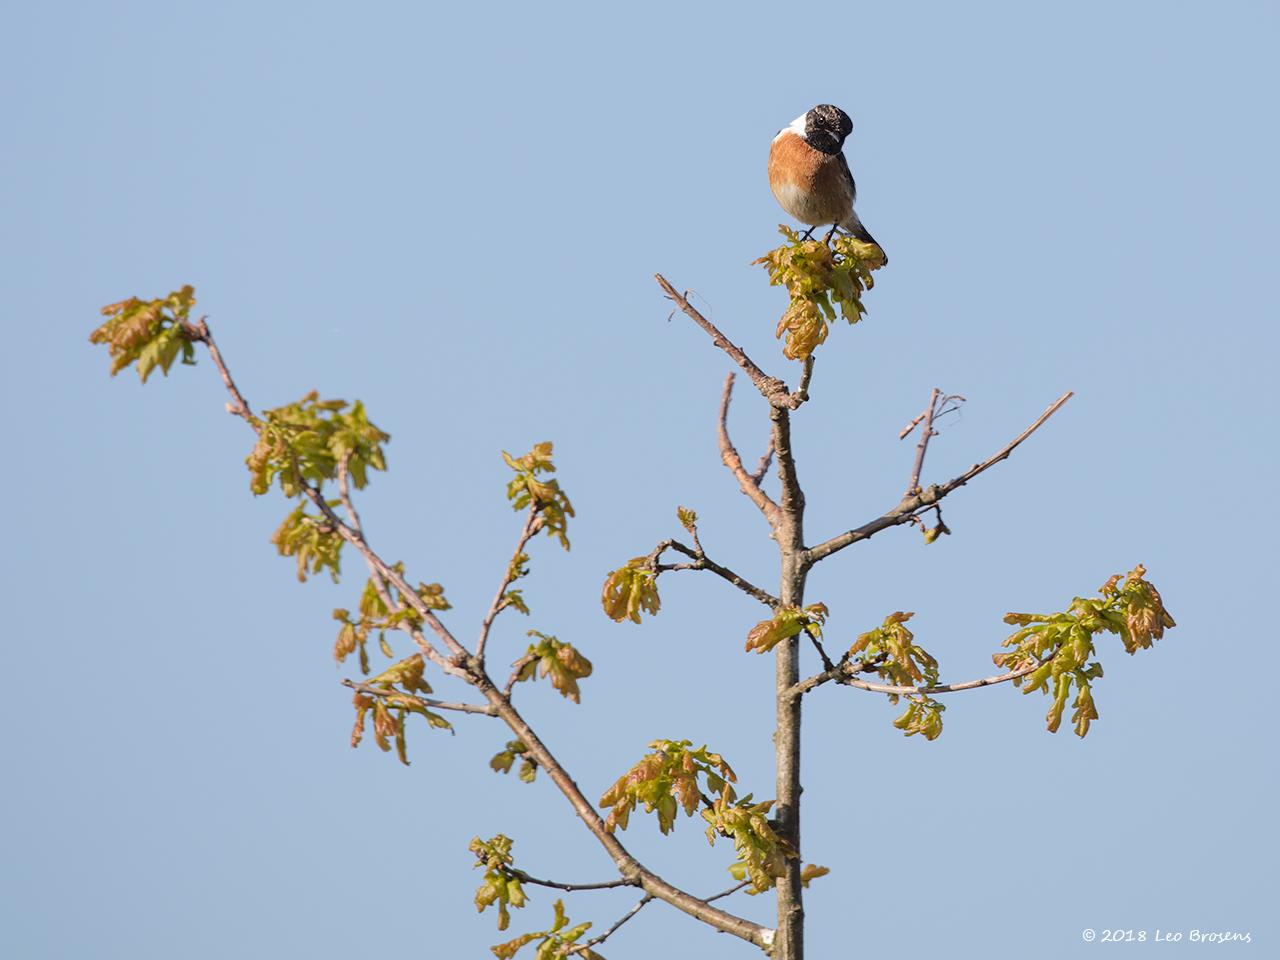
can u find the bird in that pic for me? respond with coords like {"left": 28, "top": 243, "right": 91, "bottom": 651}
{"left": 768, "top": 104, "right": 885, "bottom": 262}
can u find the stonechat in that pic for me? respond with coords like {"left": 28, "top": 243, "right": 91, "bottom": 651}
{"left": 768, "top": 104, "right": 885, "bottom": 262}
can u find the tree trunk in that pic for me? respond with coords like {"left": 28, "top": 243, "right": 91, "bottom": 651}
{"left": 772, "top": 407, "right": 807, "bottom": 960}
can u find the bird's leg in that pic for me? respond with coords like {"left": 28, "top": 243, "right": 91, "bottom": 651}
{"left": 823, "top": 223, "right": 840, "bottom": 246}
{"left": 799, "top": 225, "right": 817, "bottom": 241}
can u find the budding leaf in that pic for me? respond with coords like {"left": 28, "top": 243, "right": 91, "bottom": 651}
{"left": 504, "top": 442, "right": 574, "bottom": 550}
{"left": 511, "top": 631, "right": 593, "bottom": 703}
{"left": 90, "top": 286, "right": 198, "bottom": 381}
{"left": 599, "top": 739, "right": 737, "bottom": 835}
{"left": 745, "top": 603, "right": 827, "bottom": 655}
{"left": 601, "top": 558, "right": 661, "bottom": 624}
{"left": 994, "top": 565, "right": 1175, "bottom": 738}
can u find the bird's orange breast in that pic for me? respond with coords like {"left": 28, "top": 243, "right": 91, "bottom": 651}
{"left": 768, "top": 131, "right": 853, "bottom": 227}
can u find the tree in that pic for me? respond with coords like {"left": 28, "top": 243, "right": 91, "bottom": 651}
{"left": 88, "top": 229, "right": 1173, "bottom": 960}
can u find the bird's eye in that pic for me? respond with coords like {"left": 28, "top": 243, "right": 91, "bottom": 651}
{"left": 813, "top": 116, "right": 828, "bottom": 129}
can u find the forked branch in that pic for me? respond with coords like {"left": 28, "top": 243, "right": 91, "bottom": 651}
{"left": 806, "top": 391, "right": 1073, "bottom": 564}
{"left": 719, "top": 373, "right": 781, "bottom": 526}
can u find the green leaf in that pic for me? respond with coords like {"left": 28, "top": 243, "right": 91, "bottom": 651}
{"left": 753, "top": 228, "right": 885, "bottom": 361}
{"left": 600, "top": 558, "right": 660, "bottom": 624}
{"left": 503, "top": 442, "right": 574, "bottom": 549}
{"left": 994, "top": 565, "right": 1174, "bottom": 737}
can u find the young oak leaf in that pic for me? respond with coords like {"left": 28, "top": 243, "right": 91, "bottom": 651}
{"left": 503, "top": 442, "right": 575, "bottom": 550}
{"left": 994, "top": 565, "right": 1174, "bottom": 738}
{"left": 490, "top": 900, "right": 600, "bottom": 960}
{"left": 490, "top": 739, "right": 539, "bottom": 783}
{"left": 89, "top": 286, "right": 199, "bottom": 381}
{"left": 745, "top": 603, "right": 828, "bottom": 654}
{"left": 469, "top": 835, "right": 529, "bottom": 932}
{"left": 676, "top": 506, "right": 698, "bottom": 534}
{"left": 510, "top": 632, "right": 594, "bottom": 704}
{"left": 600, "top": 739, "right": 737, "bottom": 835}
{"left": 601, "top": 558, "right": 660, "bottom": 624}
{"left": 706, "top": 792, "right": 795, "bottom": 893}
{"left": 848, "top": 612, "right": 947, "bottom": 739}
{"left": 246, "top": 392, "right": 389, "bottom": 499}
{"left": 754, "top": 227, "right": 885, "bottom": 361}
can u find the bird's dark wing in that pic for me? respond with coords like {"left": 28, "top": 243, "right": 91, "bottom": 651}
{"left": 837, "top": 151, "right": 857, "bottom": 203}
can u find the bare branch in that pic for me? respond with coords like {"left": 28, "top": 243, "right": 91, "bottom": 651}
{"left": 649, "top": 538, "right": 779, "bottom": 608}
{"left": 906, "top": 387, "right": 941, "bottom": 495}
{"left": 807, "top": 391, "right": 1073, "bottom": 564}
{"left": 719, "top": 373, "right": 781, "bottom": 526}
{"left": 503, "top": 652, "right": 536, "bottom": 698}
{"left": 477, "top": 508, "right": 540, "bottom": 664}
{"left": 750, "top": 434, "right": 776, "bottom": 486}
{"left": 791, "top": 656, "right": 1045, "bottom": 699}
{"left": 569, "top": 895, "right": 654, "bottom": 955}
{"left": 802, "top": 627, "right": 834, "bottom": 673}
{"left": 657, "top": 274, "right": 797, "bottom": 408}
{"left": 704, "top": 879, "right": 752, "bottom": 904}
{"left": 511, "top": 870, "right": 638, "bottom": 893}
{"left": 793, "top": 355, "right": 815, "bottom": 407}
{"left": 341, "top": 679, "right": 497, "bottom": 717}
{"left": 189, "top": 319, "right": 253, "bottom": 422}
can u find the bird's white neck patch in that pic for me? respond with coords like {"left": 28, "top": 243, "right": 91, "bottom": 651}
{"left": 772, "top": 112, "right": 809, "bottom": 143}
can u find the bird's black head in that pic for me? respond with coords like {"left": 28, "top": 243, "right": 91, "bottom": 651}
{"left": 804, "top": 104, "right": 853, "bottom": 155}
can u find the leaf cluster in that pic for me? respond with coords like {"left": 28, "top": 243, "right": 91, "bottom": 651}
{"left": 332, "top": 570, "right": 450, "bottom": 672}
{"left": 849, "top": 611, "right": 946, "bottom": 739}
{"left": 349, "top": 654, "right": 452, "bottom": 764}
{"left": 492, "top": 900, "right": 600, "bottom": 960}
{"left": 470, "top": 834, "right": 529, "bottom": 932}
{"left": 993, "top": 565, "right": 1175, "bottom": 737}
{"left": 246, "top": 391, "right": 389, "bottom": 499}
{"left": 705, "top": 792, "right": 794, "bottom": 893}
{"left": 89, "top": 286, "right": 198, "bottom": 381}
{"left": 491, "top": 739, "right": 539, "bottom": 783}
{"left": 504, "top": 442, "right": 575, "bottom": 550}
{"left": 271, "top": 503, "right": 345, "bottom": 582}
{"left": 511, "top": 631, "right": 594, "bottom": 703}
{"left": 600, "top": 558, "right": 661, "bottom": 624}
{"left": 745, "top": 603, "right": 828, "bottom": 655}
{"left": 753, "top": 227, "right": 885, "bottom": 361}
{"left": 599, "top": 739, "right": 735, "bottom": 835}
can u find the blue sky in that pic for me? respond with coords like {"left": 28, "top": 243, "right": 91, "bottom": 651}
{"left": 3, "top": 2, "right": 1277, "bottom": 957}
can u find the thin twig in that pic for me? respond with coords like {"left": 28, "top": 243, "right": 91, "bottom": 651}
{"left": 477, "top": 508, "right": 540, "bottom": 664}
{"left": 190, "top": 319, "right": 254, "bottom": 422}
{"left": 806, "top": 391, "right": 1073, "bottom": 564}
{"left": 337, "top": 453, "right": 396, "bottom": 611}
{"left": 511, "top": 870, "right": 639, "bottom": 893}
{"left": 803, "top": 627, "right": 835, "bottom": 673}
{"left": 750, "top": 434, "right": 776, "bottom": 486}
{"left": 648, "top": 538, "right": 779, "bottom": 608}
{"left": 342, "top": 679, "right": 497, "bottom": 716}
{"left": 793, "top": 356, "right": 815, "bottom": 407}
{"left": 792, "top": 656, "right": 1044, "bottom": 699}
{"left": 718, "top": 373, "right": 781, "bottom": 526}
{"left": 503, "top": 652, "right": 536, "bottom": 698}
{"left": 906, "top": 387, "right": 941, "bottom": 495}
{"left": 194, "top": 318, "right": 466, "bottom": 674}
{"left": 656, "top": 274, "right": 791, "bottom": 407}
{"left": 569, "top": 895, "right": 654, "bottom": 955}
{"left": 704, "top": 879, "right": 752, "bottom": 904}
